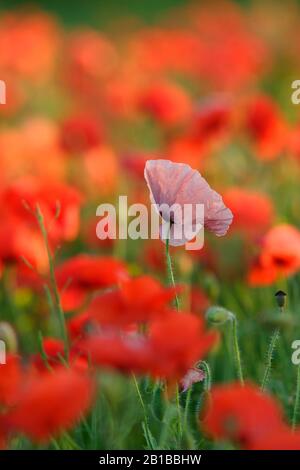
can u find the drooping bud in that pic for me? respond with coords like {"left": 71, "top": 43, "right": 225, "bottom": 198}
{"left": 205, "top": 306, "right": 234, "bottom": 325}
{"left": 275, "top": 290, "right": 287, "bottom": 310}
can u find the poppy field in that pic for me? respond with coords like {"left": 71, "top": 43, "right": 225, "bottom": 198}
{"left": 2, "top": 0, "right": 300, "bottom": 452}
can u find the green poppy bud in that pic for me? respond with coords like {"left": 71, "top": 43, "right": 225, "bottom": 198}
{"left": 206, "top": 306, "right": 234, "bottom": 325}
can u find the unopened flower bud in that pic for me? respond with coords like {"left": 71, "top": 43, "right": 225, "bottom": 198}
{"left": 206, "top": 306, "right": 234, "bottom": 325}
{"left": 275, "top": 290, "right": 287, "bottom": 309}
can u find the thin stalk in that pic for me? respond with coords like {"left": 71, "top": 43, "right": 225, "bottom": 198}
{"left": 132, "top": 373, "right": 153, "bottom": 450}
{"left": 165, "top": 237, "right": 180, "bottom": 311}
{"left": 183, "top": 387, "right": 193, "bottom": 430}
{"left": 36, "top": 205, "right": 69, "bottom": 360}
{"left": 260, "top": 328, "right": 280, "bottom": 392}
{"left": 165, "top": 234, "right": 182, "bottom": 439}
{"left": 231, "top": 317, "right": 244, "bottom": 385}
{"left": 292, "top": 364, "right": 300, "bottom": 430}
{"left": 175, "top": 384, "right": 183, "bottom": 438}
{"left": 200, "top": 361, "right": 212, "bottom": 391}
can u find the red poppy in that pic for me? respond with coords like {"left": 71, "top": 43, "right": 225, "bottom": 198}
{"left": 248, "top": 224, "right": 300, "bottom": 285}
{"left": 6, "top": 367, "right": 94, "bottom": 442}
{"left": 81, "top": 310, "right": 216, "bottom": 381}
{"left": 190, "top": 96, "right": 232, "bottom": 144}
{"left": 0, "top": 354, "right": 22, "bottom": 407}
{"left": 138, "top": 81, "right": 192, "bottom": 127}
{"left": 85, "top": 275, "right": 180, "bottom": 326}
{"left": 0, "top": 12, "right": 59, "bottom": 82}
{"left": 223, "top": 188, "right": 274, "bottom": 237}
{"left": 249, "top": 427, "right": 300, "bottom": 450}
{"left": 60, "top": 113, "right": 103, "bottom": 154}
{"left": 245, "top": 95, "right": 287, "bottom": 160}
{"left": 33, "top": 338, "right": 65, "bottom": 371}
{"left": 148, "top": 311, "right": 216, "bottom": 379}
{"left": 55, "top": 255, "right": 129, "bottom": 311}
{"left": 202, "top": 382, "right": 284, "bottom": 448}
{"left": 3, "top": 177, "right": 83, "bottom": 243}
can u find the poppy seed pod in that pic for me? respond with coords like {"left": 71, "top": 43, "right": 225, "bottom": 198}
{"left": 275, "top": 290, "right": 287, "bottom": 309}
{"left": 206, "top": 306, "right": 234, "bottom": 325}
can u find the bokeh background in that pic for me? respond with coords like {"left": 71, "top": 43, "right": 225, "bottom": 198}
{"left": 1, "top": 0, "right": 300, "bottom": 451}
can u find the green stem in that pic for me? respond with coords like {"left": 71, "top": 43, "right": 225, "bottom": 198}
{"left": 165, "top": 237, "right": 179, "bottom": 310}
{"left": 176, "top": 384, "right": 183, "bottom": 438}
{"left": 260, "top": 328, "right": 280, "bottom": 392}
{"left": 165, "top": 234, "right": 182, "bottom": 440}
{"left": 36, "top": 205, "right": 69, "bottom": 360}
{"left": 292, "top": 364, "right": 300, "bottom": 430}
{"left": 200, "top": 361, "right": 212, "bottom": 391}
{"left": 231, "top": 317, "right": 244, "bottom": 385}
{"left": 132, "top": 373, "right": 153, "bottom": 450}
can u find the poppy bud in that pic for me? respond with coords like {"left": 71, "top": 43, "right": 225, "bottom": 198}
{"left": 0, "top": 322, "right": 18, "bottom": 353}
{"left": 275, "top": 290, "right": 287, "bottom": 309}
{"left": 206, "top": 306, "right": 234, "bottom": 325}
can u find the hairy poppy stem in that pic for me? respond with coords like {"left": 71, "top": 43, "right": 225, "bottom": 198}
{"left": 165, "top": 237, "right": 180, "bottom": 310}
{"left": 260, "top": 328, "right": 280, "bottom": 392}
{"left": 231, "top": 317, "right": 244, "bottom": 385}
{"left": 132, "top": 373, "right": 154, "bottom": 449}
{"left": 36, "top": 204, "right": 69, "bottom": 360}
{"left": 200, "top": 361, "right": 212, "bottom": 391}
{"left": 165, "top": 232, "right": 182, "bottom": 438}
{"left": 292, "top": 364, "right": 300, "bottom": 430}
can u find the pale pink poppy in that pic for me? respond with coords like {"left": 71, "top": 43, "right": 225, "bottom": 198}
{"left": 144, "top": 159, "right": 233, "bottom": 246}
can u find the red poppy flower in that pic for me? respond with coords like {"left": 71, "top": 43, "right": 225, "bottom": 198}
{"left": 32, "top": 338, "right": 65, "bottom": 371}
{"left": 6, "top": 367, "right": 94, "bottom": 442}
{"left": 0, "top": 354, "right": 22, "bottom": 407}
{"left": 190, "top": 96, "right": 232, "bottom": 143}
{"left": 249, "top": 427, "right": 300, "bottom": 450}
{"left": 202, "top": 382, "right": 284, "bottom": 448}
{"left": 55, "top": 255, "right": 129, "bottom": 311}
{"left": 0, "top": 12, "right": 59, "bottom": 82}
{"left": 148, "top": 311, "right": 216, "bottom": 379}
{"left": 3, "top": 177, "right": 83, "bottom": 243}
{"left": 79, "top": 332, "right": 154, "bottom": 376}
{"left": 223, "top": 188, "right": 274, "bottom": 237}
{"left": 81, "top": 310, "right": 216, "bottom": 381}
{"left": 248, "top": 224, "right": 300, "bottom": 286}
{"left": 60, "top": 113, "right": 103, "bottom": 154}
{"left": 245, "top": 95, "right": 287, "bottom": 160}
{"left": 85, "top": 275, "right": 180, "bottom": 326}
{"left": 138, "top": 81, "right": 192, "bottom": 127}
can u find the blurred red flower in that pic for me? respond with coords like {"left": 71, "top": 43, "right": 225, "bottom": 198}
{"left": 56, "top": 255, "right": 129, "bottom": 311}
{"left": 86, "top": 275, "right": 180, "bottom": 326}
{"left": 249, "top": 427, "right": 300, "bottom": 450}
{"left": 3, "top": 177, "right": 83, "bottom": 243}
{"left": 60, "top": 113, "right": 103, "bottom": 154}
{"left": 245, "top": 95, "right": 287, "bottom": 160}
{"left": 202, "top": 382, "right": 284, "bottom": 448}
{"left": 6, "top": 367, "right": 94, "bottom": 442}
{"left": 223, "top": 188, "right": 274, "bottom": 237}
{"left": 248, "top": 224, "right": 300, "bottom": 285}
{"left": 138, "top": 81, "right": 192, "bottom": 127}
{"left": 80, "top": 309, "right": 216, "bottom": 381}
